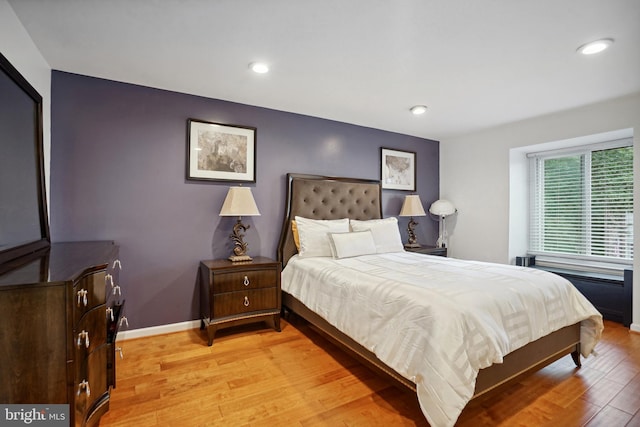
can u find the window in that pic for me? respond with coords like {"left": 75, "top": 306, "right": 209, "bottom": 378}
{"left": 529, "top": 138, "right": 633, "bottom": 269}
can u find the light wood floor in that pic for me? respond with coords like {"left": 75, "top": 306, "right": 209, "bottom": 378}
{"left": 100, "top": 318, "right": 640, "bottom": 426}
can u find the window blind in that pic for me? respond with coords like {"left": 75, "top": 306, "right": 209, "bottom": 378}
{"left": 529, "top": 139, "right": 633, "bottom": 265}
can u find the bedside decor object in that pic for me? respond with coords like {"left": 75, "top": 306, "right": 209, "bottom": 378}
{"left": 381, "top": 148, "right": 416, "bottom": 191}
{"left": 219, "top": 187, "right": 261, "bottom": 262}
{"left": 429, "top": 199, "right": 457, "bottom": 248}
{"left": 187, "top": 118, "right": 256, "bottom": 183}
{"left": 399, "top": 194, "right": 426, "bottom": 248}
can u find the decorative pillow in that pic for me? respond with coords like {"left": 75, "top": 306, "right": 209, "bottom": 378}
{"left": 350, "top": 217, "right": 405, "bottom": 253}
{"left": 291, "top": 220, "right": 301, "bottom": 251}
{"left": 328, "top": 230, "right": 377, "bottom": 259}
{"left": 294, "top": 216, "right": 350, "bottom": 258}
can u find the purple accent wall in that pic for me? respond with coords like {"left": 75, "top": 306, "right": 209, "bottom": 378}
{"left": 50, "top": 71, "right": 439, "bottom": 329}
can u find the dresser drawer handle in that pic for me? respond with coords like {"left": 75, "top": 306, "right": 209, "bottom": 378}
{"left": 106, "top": 307, "right": 114, "bottom": 321}
{"left": 77, "top": 330, "right": 90, "bottom": 349}
{"left": 113, "top": 259, "right": 122, "bottom": 269}
{"left": 77, "top": 289, "right": 88, "bottom": 307}
{"left": 243, "top": 296, "right": 250, "bottom": 307}
{"left": 105, "top": 273, "right": 113, "bottom": 287}
{"left": 77, "top": 380, "right": 91, "bottom": 397}
{"left": 243, "top": 276, "right": 250, "bottom": 286}
{"left": 113, "top": 285, "right": 121, "bottom": 296}
{"left": 120, "top": 316, "right": 129, "bottom": 327}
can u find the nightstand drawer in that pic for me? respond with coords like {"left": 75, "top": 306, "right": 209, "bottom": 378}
{"left": 213, "top": 288, "right": 277, "bottom": 318}
{"left": 213, "top": 269, "right": 277, "bottom": 293}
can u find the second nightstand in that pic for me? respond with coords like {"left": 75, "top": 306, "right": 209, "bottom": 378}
{"left": 199, "top": 256, "right": 281, "bottom": 346}
{"left": 404, "top": 245, "right": 447, "bottom": 257}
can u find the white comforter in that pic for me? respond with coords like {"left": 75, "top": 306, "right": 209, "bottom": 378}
{"left": 281, "top": 252, "right": 603, "bottom": 427}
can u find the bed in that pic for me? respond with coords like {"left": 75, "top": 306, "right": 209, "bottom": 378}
{"left": 276, "top": 173, "right": 603, "bottom": 426}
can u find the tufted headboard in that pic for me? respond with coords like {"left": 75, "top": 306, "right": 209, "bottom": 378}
{"left": 277, "top": 173, "right": 383, "bottom": 267}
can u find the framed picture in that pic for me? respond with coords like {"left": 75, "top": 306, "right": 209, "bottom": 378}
{"left": 187, "top": 119, "right": 256, "bottom": 182}
{"left": 380, "top": 147, "right": 416, "bottom": 191}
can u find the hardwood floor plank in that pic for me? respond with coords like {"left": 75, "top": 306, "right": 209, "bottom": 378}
{"left": 580, "top": 377, "right": 629, "bottom": 409}
{"left": 584, "top": 405, "right": 633, "bottom": 427}
{"left": 100, "top": 319, "right": 640, "bottom": 427}
{"left": 608, "top": 372, "right": 640, "bottom": 416}
{"left": 539, "top": 398, "right": 601, "bottom": 427}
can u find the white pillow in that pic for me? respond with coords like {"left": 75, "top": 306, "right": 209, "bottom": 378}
{"left": 328, "top": 231, "right": 377, "bottom": 259}
{"left": 350, "top": 217, "right": 405, "bottom": 254}
{"left": 294, "top": 216, "right": 350, "bottom": 258}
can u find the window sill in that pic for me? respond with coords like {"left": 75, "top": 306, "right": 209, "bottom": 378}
{"left": 530, "top": 255, "right": 630, "bottom": 280}
{"left": 533, "top": 265, "right": 624, "bottom": 283}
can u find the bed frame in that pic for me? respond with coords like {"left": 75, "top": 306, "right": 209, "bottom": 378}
{"left": 276, "top": 173, "right": 582, "bottom": 399}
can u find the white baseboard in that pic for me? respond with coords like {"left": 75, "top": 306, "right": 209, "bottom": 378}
{"left": 631, "top": 323, "right": 640, "bottom": 334}
{"left": 116, "top": 319, "right": 201, "bottom": 341}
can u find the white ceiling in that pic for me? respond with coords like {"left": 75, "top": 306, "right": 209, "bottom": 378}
{"left": 8, "top": 0, "right": 640, "bottom": 141}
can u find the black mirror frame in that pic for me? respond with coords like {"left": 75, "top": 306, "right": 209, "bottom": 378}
{"left": 0, "top": 51, "right": 50, "bottom": 267}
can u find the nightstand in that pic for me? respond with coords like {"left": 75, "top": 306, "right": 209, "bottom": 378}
{"left": 199, "top": 257, "right": 281, "bottom": 346}
{"left": 404, "top": 245, "right": 447, "bottom": 257}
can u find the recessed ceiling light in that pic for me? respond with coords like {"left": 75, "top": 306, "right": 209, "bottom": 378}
{"left": 249, "top": 62, "right": 269, "bottom": 73}
{"left": 577, "top": 38, "right": 614, "bottom": 55}
{"left": 410, "top": 105, "right": 428, "bottom": 115}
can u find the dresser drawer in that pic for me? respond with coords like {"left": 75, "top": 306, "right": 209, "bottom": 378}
{"left": 74, "top": 271, "right": 107, "bottom": 324}
{"left": 74, "top": 305, "right": 107, "bottom": 357}
{"left": 75, "top": 344, "right": 108, "bottom": 427}
{"left": 213, "top": 268, "right": 277, "bottom": 293}
{"left": 213, "top": 288, "right": 277, "bottom": 318}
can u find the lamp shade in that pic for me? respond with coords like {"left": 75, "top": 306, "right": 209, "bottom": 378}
{"left": 429, "top": 199, "right": 456, "bottom": 217}
{"left": 219, "top": 187, "right": 261, "bottom": 216}
{"left": 399, "top": 195, "right": 426, "bottom": 217}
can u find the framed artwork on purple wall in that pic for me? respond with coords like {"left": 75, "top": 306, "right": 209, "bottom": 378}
{"left": 187, "top": 119, "right": 256, "bottom": 182}
{"left": 380, "top": 147, "right": 416, "bottom": 191}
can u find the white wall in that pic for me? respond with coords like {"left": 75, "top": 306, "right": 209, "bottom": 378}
{"left": 440, "top": 92, "right": 640, "bottom": 331}
{"left": 1, "top": 0, "right": 51, "bottom": 203}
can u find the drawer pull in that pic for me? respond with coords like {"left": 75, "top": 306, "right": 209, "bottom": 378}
{"left": 106, "top": 307, "right": 114, "bottom": 321}
{"left": 105, "top": 273, "right": 113, "bottom": 287}
{"left": 243, "top": 296, "right": 250, "bottom": 307}
{"left": 243, "top": 276, "right": 250, "bottom": 286}
{"left": 113, "top": 285, "right": 121, "bottom": 296}
{"left": 77, "top": 380, "right": 91, "bottom": 397}
{"left": 113, "top": 259, "right": 122, "bottom": 269}
{"left": 77, "top": 330, "right": 90, "bottom": 348}
{"left": 120, "top": 316, "right": 129, "bottom": 327}
{"left": 77, "top": 289, "right": 88, "bottom": 307}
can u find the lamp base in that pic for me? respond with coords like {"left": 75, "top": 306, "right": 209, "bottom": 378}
{"left": 404, "top": 243, "right": 421, "bottom": 249}
{"left": 228, "top": 254, "right": 253, "bottom": 263}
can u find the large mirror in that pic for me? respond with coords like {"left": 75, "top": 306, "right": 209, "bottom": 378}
{"left": 0, "top": 52, "right": 50, "bottom": 267}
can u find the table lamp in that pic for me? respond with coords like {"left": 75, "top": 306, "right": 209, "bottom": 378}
{"left": 219, "top": 187, "right": 261, "bottom": 262}
{"left": 429, "top": 199, "right": 456, "bottom": 248}
{"left": 399, "top": 194, "right": 426, "bottom": 248}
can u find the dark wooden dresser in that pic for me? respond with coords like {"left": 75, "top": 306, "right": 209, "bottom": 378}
{"left": 0, "top": 241, "right": 125, "bottom": 427}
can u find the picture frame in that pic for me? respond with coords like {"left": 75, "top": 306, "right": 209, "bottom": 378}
{"left": 380, "top": 147, "right": 416, "bottom": 191}
{"left": 187, "top": 119, "right": 256, "bottom": 182}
